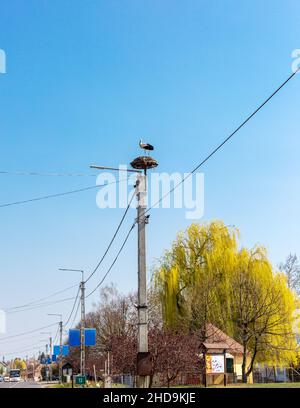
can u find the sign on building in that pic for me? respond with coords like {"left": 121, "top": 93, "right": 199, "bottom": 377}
{"left": 206, "top": 355, "right": 225, "bottom": 374}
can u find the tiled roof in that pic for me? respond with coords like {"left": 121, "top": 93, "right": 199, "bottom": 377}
{"left": 203, "top": 323, "right": 244, "bottom": 354}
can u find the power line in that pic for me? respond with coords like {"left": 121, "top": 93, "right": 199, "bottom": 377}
{"left": 53, "top": 325, "right": 60, "bottom": 345}
{"left": 69, "top": 299, "right": 81, "bottom": 329}
{"left": 5, "top": 284, "right": 78, "bottom": 311}
{"left": 85, "top": 190, "right": 136, "bottom": 284}
{"left": 144, "top": 67, "right": 300, "bottom": 216}
{"left": 0, "top": 178, "right": 129, "bottom": 208}
{"left": 0, "top": 322, "right": 58, "bottom": 342}
{"left": 3, "top": 346, "right": 42, "bottom": 357}
{"left": 1, "top": 341, "right": 47, "bottom": 355}
{"left": 0, "top": 333, "right": 39, "bottom": 345}
{"left": 63, "top": 286, "right": 81, "bottom": 328}
{"left": 0, "top": 171, "right": 98, "bottom": 177}
{"left": 86, "top": 223, "right": 136, "bottom": 299}
{"left": 5, "top": 296, "right": 77, "bottom": 314}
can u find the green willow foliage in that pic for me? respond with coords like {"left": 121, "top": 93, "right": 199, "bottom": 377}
{"left": 154, "top": 221, "right": 299, "bottom": 367}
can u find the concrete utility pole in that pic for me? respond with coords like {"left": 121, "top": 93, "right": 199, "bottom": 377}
{"left": 49, "top": 336, "right": 52, "bottom": 357}
{"left": 48, "top": 313, "right": 63, "bottom": 383}
{"left": 91, "top": 149, "right": 158, "bottom": 389}
{"left": 59, "top": 319, "right": 63, "bottom": 383}
{"left": 131, "top": 155, "right": 158, "bottom": 388}
{"left": 80, "top": 277, "right": 86, "bottom": 376}
{"left": 136, "top": 173, "right": 149, "bottom": 388}
{"left": 59, "top": 268, "right": 85, "bottom": 375}
{"left": 41, "top": 332, "right": 52, "bottom": 381}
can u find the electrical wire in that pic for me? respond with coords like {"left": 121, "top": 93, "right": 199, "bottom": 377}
{"left": 85, "top": 190, "right": 136, "bottom": 283}
{"left": 143, "top": 67, "right": 300, "bottom": 216}
{"left": 0, "top": 333, "right": 39, "bottom": 345}
{"left": 63, "top": 286, "right": 81, "bottom": 328}
{"left": 5, "top": 296, "right": 77, "bottom": 314}
{"left": 3, "top": 346, "right": 42, "bottom": 357}
{"left": 69, "top": 297, "right": 81, "bottom": 330}
{"left": 0, "top": 322, "right": 58, "bottom": 342}
{"left": 86, "top": 222, "right": 136, "bottom": 299}
{"left": 5, "top": 284, "right": 78, "bottom": 311}
{"left": 1, "top": 341, "right": 48, "bottom": 355}
{"left": 0, "top": 177, "right": 129, "bottom": 208}
{"left": 0, "top": 171, "right": 98, "bottom": 177}
{"left": 53, "top": 325, "right": 60, "bottom": 345}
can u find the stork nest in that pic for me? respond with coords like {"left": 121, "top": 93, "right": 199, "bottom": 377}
{"left": 130, "top": 156, "right": 158, "bottom": 170}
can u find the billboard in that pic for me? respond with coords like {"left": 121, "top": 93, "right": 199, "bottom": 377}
{"left": 205, "top": 355, "right": 225, "bottom": 374}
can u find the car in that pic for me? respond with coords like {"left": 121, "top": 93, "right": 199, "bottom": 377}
{"left": 10, "top": 377, "right": 22, "bottom": 382}
{"left": 4, "top": 376, "right": 10, "bottom": 382}
{"left": 0, "top": 375, "right": 4, "bottom": 382}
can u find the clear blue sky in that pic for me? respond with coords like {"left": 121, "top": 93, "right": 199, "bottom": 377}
{"left": 0, "top": 0, "right": 300, "bottom": 359}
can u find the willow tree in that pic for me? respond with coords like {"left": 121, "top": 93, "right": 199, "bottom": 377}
{"left": 154, "top": 221, "right": 299, "bottom": 381}
{"left": 154, "top": 221, "right": 239, "bottom": 335}
{"left": 229, "top": 247, "right": 298, "bottom": 382}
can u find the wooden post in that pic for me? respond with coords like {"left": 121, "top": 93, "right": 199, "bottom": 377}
{"left": 223, "top": 350, "right": 227, "bottom": 387}
{"left": 203, "top": 351, "right": 207, "bottom": 388}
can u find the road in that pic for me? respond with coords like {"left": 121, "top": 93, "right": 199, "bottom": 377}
{"left": 0, "top": 381, "right": 41, "bottom": 388}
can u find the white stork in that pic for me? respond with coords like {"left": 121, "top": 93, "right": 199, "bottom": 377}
{"left": 139, "top": 139, "right": 154, "bottom": 152}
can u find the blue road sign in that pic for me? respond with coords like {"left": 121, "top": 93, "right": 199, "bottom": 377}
{"left": 85, "top": 328, "right": 96, "bottom": 346}
{"left": 62, "top": 345, "right": 69, "bottom": 356}
{"left": 53, "top": 345, "right": 60, "bottom": 355}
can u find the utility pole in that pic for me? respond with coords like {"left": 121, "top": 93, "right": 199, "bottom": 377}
{"left": 45, "top": 343, "right": 49, "bottom": 382}
{"left": 80, "top": 276, "right": 85, "bottom": 376}
{"left": 59, "top": 268, "right": 85, "bottom": 376}
{"left": 136, "top": 173, "right": 149, "bottom": 388}
{"left": 131, "top": 155, "right": 158, "bottom": 388}
{"left": 59, "top": 319, "right": 63, "bottom": 383}
{"left": 48, "top": 313, "right": 63, "bottom": 383}
{"left": 49, "top": 336, "right": 52, "bottom": 357}
{"left": 91, "top": 150, "right": 158, "bottom": 389}
{"left": 49, "top": 336, "right": 52, "bottom": 381}
{"left": 41, "top": 332, "right": 52, "bottom": 381}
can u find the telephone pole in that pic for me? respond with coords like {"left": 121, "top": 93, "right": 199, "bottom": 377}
{"left": 136, "top": 173, "right": 149, "bottom": 387}
{"left": 48, "top": 313, "right": 63, "bottom": 383}
{"left": 59, "top": 268, "right": 85, "bottom": 375}
{"left": 41, "top": 332, "right": 52, "bottom": 381}
{"left": 59, "top": 319, "right": 63, "bottom": 382}
{"left": 131, "top": 156, "right": 158, "bottom": 388}
{"left": 91, "top": 151, "right": 158, "bottom": 389}
{"left": 80, "top": 277, "right": 85, "bottom": 375}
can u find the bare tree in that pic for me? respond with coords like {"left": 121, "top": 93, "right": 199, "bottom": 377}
{"left": 279, "top": 253, "right": 300, "bottom": 295}
{"left": 149, "top": 327, "right": 199, "bottom": 387}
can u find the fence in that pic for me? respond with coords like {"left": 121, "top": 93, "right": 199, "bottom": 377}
{"left": 253, "top": 366, "right": 300, "bottom": 383}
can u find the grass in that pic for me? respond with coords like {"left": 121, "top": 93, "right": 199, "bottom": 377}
{"left": 47, "top": 381, "right": 300, "bottom": 389}
{"left": 210, "top": 382, "right": 300, "bottom": 388}
{"left": 48, "top": 381, "right": 127, "bottom": 389}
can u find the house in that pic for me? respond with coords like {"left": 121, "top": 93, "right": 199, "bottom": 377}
{"left": 199, "top": 323, "right": 253, "bottom": 385}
